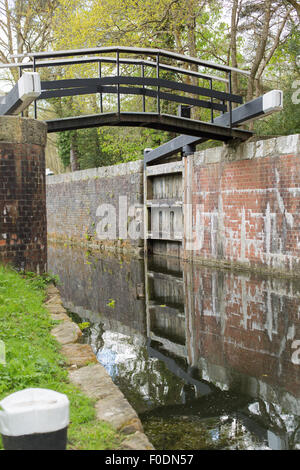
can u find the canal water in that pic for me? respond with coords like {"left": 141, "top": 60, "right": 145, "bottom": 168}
{"left": 48, "top": 243, "right": 300, "bottom": 450}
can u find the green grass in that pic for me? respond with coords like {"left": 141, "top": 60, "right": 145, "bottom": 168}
{"left": 0, "top": 265, "right": 122, "bottom": 450}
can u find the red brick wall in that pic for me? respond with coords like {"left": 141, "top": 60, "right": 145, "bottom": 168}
{"left": 0, "top": 117, "right": 47, "bottom": 273}
{"left": 185, "top": 135, "right": 300, "bottom": 275}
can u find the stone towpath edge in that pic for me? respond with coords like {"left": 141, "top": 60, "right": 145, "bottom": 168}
{"left": 46, "top": 283, "right": 154, "bottom": 451}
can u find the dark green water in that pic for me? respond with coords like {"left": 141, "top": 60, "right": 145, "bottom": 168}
{"left": 48, "top": 243, "right": 300, "bottom": 450}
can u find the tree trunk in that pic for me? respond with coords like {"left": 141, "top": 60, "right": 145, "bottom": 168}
{"left": 229, "top": 0, "right": 239, "bottom": 98}
{"left": 246, "top": 0, "right": 272, "bottom": 102}
{"left": 186, "top": 0, "right": 199, "bottom": 119}
{"left": 256, "top": 9, "right": 291, "bottom": 87}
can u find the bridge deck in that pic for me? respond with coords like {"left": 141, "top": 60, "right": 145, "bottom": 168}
{"left": 46, "top": 112, "right": 252, "bottom": 142}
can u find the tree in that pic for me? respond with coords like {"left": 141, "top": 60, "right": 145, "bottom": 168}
{"left": 223, "top": 0, "right": 298, "bottom": 102}
{"left": 52, "top": 0, "right": 228, "bottom": 167}
{"left": 0, "top": 0, "right": 59, "bottom": 81}
{"left": 285, "top": 0, "right": 300, "bottom": 20}
{"left": 254, "top": 25, "right": 300, "bottom": 136}
{"left": 52, "top": 0, "right": 299, "bottom": 169}
{"left": 228, "top": 0, "right": 240, "bottom": 96}
{"left": 240, "top": 1, "right": 294, "bottom": 101}
{"left": 54, "top": 0, "right": 226, "bottom": 60}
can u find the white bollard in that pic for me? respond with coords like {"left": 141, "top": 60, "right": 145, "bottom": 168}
{"left": 0, "top": 388, "right": 69, "bottom": 450}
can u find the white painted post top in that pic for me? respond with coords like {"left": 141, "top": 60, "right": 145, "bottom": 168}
{"left": 0, "top": 388, "right": 69, "bottom": 437}
{"left": 262, "top": 90, "right": 283, "bottom": 115}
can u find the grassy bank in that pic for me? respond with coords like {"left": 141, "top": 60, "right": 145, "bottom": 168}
{"left": 0, "top": 264, "right": 122, "bottom": 450}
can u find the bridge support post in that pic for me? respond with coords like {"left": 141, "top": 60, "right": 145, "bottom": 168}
{"left": 0, "top": 116, "right": 48, "bottom": 273}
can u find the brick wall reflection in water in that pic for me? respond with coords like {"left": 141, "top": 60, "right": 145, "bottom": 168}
{"left": 48, "top": 244, "right": 300, "bottom": 447}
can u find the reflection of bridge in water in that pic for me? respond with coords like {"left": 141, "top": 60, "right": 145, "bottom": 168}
{"left": 48, "top": 244, "right": 300, "bottom": 449}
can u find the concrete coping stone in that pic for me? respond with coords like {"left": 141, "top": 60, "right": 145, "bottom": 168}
{"left": 47, "top": 159, "right": 144, "bottom": 185}
{"left": 192, "top": 134, "right": 300, "bottom": 166}
{"left": 0, "top": 115, "right": 47, "bottom": 147}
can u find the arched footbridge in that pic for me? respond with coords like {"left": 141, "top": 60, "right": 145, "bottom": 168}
{"left": 0, "top": 46, "right": 282, "bottom": 164}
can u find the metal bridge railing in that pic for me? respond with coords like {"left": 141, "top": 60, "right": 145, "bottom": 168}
{"left": 6, "top": 46, "right": 250, "bottom": 126}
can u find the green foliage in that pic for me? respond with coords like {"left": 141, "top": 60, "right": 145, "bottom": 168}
{"left": 57, "top": 128, "right": 103, "bottom": 169}
{"left": 50, "top": 0, "right": 299, "bottom": 168}
{"left": 57, "top": 131, "right": 72, "bottom": 168}
{"left": 78, "top": 129, "right": 104, "bottom": 169}
{"left": 98, "top": 127, "right": 171, "bottom": 165}
{"left": 254, "top": 78, "right": 300, "bottom": 137}
{"left": 24, "top": 271, "right": 60, "bottom": 289}
{"left": 0, "top": 267, "right": 66, "bottom": 396}
{"left": 0, "top": 265, "right": 122, "bottom": 450}
{"left": 57, "top": 125, "right": 171, "bottom": 169}
{"left": 78, "top": 322, "right": 90, "bottom": 331}
{"left": 51, "top": 0, "right": 229, "bottom": 168}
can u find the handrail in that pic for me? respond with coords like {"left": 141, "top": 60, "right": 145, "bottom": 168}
{"left": 10, "top": 45, "right": 250, "bottom": 75}
{"left": 1, "top": 56, "right": 229, "bottom": 83}
{"left": 0, "top": 47, "right": 280, "bottom": 152}
{"left": 2, "top": 46, "right": 249, "bottom": 128}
